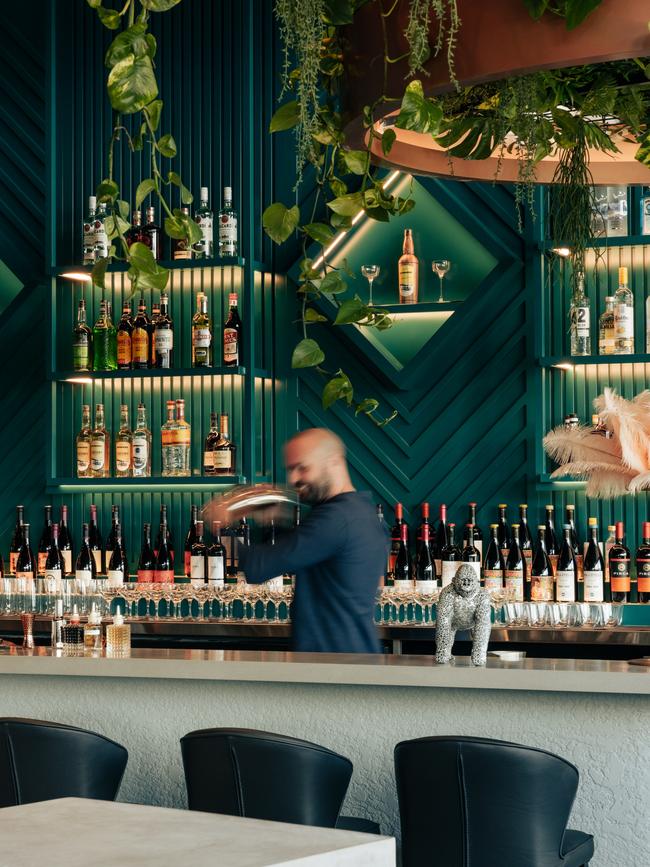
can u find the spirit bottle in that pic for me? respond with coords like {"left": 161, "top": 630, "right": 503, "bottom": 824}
{"left": 569, "top": 271, "right": 591, "bottom": 356}
{"left": 149, "top": 302, "right": 160, "bottom": 367}
{"left": 193, "top": 186, "right": 213, "bottom": 259}
{"left": 59, "top": 505, "right": 73, "bottom": 575}
{"left": 90, "top": 403, "right": 110, "bottom": 478}
{"left": 132, "top": 403, "right": 152, "bottom": 477}
{"left": 115, "top": 403, "right": 133, "bottom": 477}
{"left": 9, "top": 505, "right": 24, "bottom": 575}
{"left": 37, "top": 505, "right": 53, "bottom": 576}
{"left": 398, "top": 228, "right": 418, "bottom": 304}
{"left": 175, "top": 398, "right": 191, "bottom": 476}
{"left": 76, "top": 404, "right": 92, "bottom": 478}
{"left": 161, "top": 400, "right": 176, "bottom": 477}
{"left": 83, "top": 196, "right": 97, "bottom": 264}
{"left": 598, "top": 296, "right": 615, "bottom": 355}
{"left": 125, "top": 209, "right": 143, "bottom": 248}
{"left": 614, "top": 266, "right": 634, "bottom": 354}
{"left": 143, "top": 205, "right": 161, "bottom": 260}
{"left": 192, "top": 291, "right": 212, "bottom": 367}
{"left": 214, "top": 412, "right": 236, "bottom": 475}
{"left": 93, "top": 299, "right": 117, "bottom": 371}
{"left": 131, "top": 298, "right": 150, "bottom": 369}
{"left": 154, "top": 291, "right": 174, "bottom": 368}
{"left": 117, "top": 301, "right": 133, "bottom": 369}
{"left": 223, "top": 293, "right": 242, "bottom": 366}
{"left": 94, "top": 202, "right": 110, "bottom": 259}
{"left": 203, "top": 411, "right": 219, "bottom": 475}
{"left": 172, "top": 206, "right": 193, "bottom": 259}
{"left": 73, "top": 298, "right": 93, "bottom": 371}
{"left": 218, "top": 186, "right": 238, "bottom": 257}
{"left": 641, "top": 186, "right": 650, "bottom": 235}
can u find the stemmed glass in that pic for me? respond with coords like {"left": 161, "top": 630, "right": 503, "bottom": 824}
{"left": 432, "top": 260, "right": 451, "bottom": 303}
{"left": 361, "top": 264, "right": 380, "bottom": 305}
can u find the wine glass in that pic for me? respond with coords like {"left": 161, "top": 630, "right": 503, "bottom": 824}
{"left": 432, "top": 259, "right": 451, "bottom": 303}
{"left": 361, "top": 264, "right": 380, "bottom": 305}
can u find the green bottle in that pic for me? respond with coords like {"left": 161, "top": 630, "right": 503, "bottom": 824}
{"left": 93, "top": 299, "right": 117, "bottom": 371}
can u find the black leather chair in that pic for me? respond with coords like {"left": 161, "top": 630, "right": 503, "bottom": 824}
{"left": 180, "top": 727, "right": 379, "bottom": 833}
{"left": 0, "top": 717, "right": 128, "bottom": 806}
{"left": 395, "top": 736, "right": 594, "bottom": 867}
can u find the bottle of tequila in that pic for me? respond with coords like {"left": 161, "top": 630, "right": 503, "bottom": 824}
{"left": 613, "top": 266, "right": 634, "bottom": 354}
{"left": 218, "top": 186, "right": 238, "bottom": 257}
{"left": 192, "top": 292, "right": 212, "bottom": 367}
{"left": 115, "top": 404, "right": 133, "bottom": 477}
{"left": 73, "top": 298, "right": 93, "bottom": 371}
{"left": 214, "top": 413, "right": 236, "bottom": 476}
{"left": 193, "top": 186, "right": 213, "bottom": 259}
{"left": 569, "top": 271, "right": 591, "bottom": 356}
{"left": 94, "top": 202, "right": 110, "bottom": 259}
{"left": 83, "top": 196, "right": 97, "bottom": 264}
{"left": 90, "top": 403, "right": 110, "bottom": 478}
{"left": 76, "top": 404, "right": 92, "bottom": 478}
{"left": 132, "top": 403, "right": 152, "bottom": 477}
{"left": 93, "top": 299, "right": 117, "bottom": 371}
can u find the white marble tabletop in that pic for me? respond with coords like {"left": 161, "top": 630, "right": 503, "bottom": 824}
{"left": 0, "top": 798, "right": 395, "bottom": 867}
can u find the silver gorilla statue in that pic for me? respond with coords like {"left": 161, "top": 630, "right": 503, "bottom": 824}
{"left": 435, "top": 564, "right": 492, "bottom": 666}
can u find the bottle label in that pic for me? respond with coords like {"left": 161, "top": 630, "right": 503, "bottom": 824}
{"left": 637, "top": 557, "right": 650, "bottom": 593}
{"left": 572, "top": 306, "right": 590, "bottom": 338}
{"left": 398, "top": 263, "right": 416, "bottom": 297}
{"left": 505, "top": 569, "right": 524, "bottom": 602}
{"left": 556, "top": 569, "right": 576, "bottom": 602}
{"left": 483, "top": 569, "right": 503, "bottom": 591}
{"left": 132, "top": 435, "right": 149, "bottom": 471}
{"left": 531, "top": 575, "right": 553, "bottom": 601}
{"left": 523, "top": 549, "right": 533, "bottom": 574}
{"left": 610, "top": 558, "right": 631, "bottom": 591}
{"left": 223, "top": 328, "right": 239, "bottom": 364}
{"left": 76, "top": 568, "right": 93, "bottom": 587}
{"left": 203, "top": 451, "right": 215, "bottom": 469}
{"left": 137, "top": 569, "right": 154, "bottom": 582}
{"left": 83, "top": 225, "right": 95, "bottom": 258}
{"left": 77, "top": 441, "right": 91, "bottom": 474}
{"left": 132, "top": 328, "right": 149, "bottom": 362}
{"left": 213, "top": 450, "right": 234, "bottom": 470}
{"left": 614, "top": 304, "right": 634, "bottom": 338}
{"left": 92, "top": 550, "right": 102, "bottom": 575}
{"left": 37, "top": 552, "right": 48, "bottom": 574}
{"left": 115, "top": 442, "right": 132, "bottom": 473}
{"left": 441, "top": 560, "right": 459, "bottom": 588}
{"left": 90, "top": 441, "right": 105, "bottom": 471}
{"left": 9, "top": 552, "right": 18, "bottom": 574}
{"left": 161, "top": 429, "right": 191, "bottom": 446}
{"left": 192, "top": 327, "right": 212, "bottom": 348}
{"left": 584, "top": 570, "right": 604, "bottom": 602}
{"left": 154, "top": 569, "right": 174, "bottom": 583}
{"left": 574, "top": 553, "right": 584, "bottom": 580}
{"left": 93, "top": 220, "right": 109, "bottom": 255}
{"left": 73, "top": 339, "right": 90, "bottom": 370}
{"left": 393, "top": 578, "right": 412, "bottom": 590}
{"left": 197, "top": 215, "right": 213, "bottom": 245}
{"left": 434, "top": 558, "right": 442, "bottom": 579}
{"left": 62, "top": 550, "right": 72, "bottom": 574}
{"left": 208, "top": 556, "right": 225, "bottom": 586}
{"left": 107, "top": 570, "right": 124, "bottom": 587}
{"left": 190, "top": 555, "right": 205, "bottom": 583}
{"left": 15, "top": 571, "right": 34, "bottom": 581}
{"left": 117, "top": 331, "right": 132, "bottom": 365}
{"left": 548, "top": 553, "right": 559, "bottom": 575}
{"left": 154, "top": 329, "right": 173, "bottom": 351}
{"left": 415, "top": 579, "right": 436, "bottom": 594}
{"left": 219, "top": 217, "right": 237, "bottom": 253}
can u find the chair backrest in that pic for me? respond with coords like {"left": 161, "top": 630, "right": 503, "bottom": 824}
{"left": 180, "top": 727, "right": 352, "bottom": 828}
{"left": 0, "top": 717, "right": 128, "bottom": 806}
{"left": 395, "top": 735, "right": 580, "bottom": 867}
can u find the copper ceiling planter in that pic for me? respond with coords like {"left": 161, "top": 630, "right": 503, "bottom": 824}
{"left": 343, "top": 0, "right": 650, "bottom": 184}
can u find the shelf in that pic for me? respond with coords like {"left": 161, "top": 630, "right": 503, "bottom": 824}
{"left": 52, "top": 256, "right": 267, "bottom": 276}
{"left": 47, "top": 475, "right": 244, "bottom": 493}
{"left": 540, "top": 354, "right": 650, "bottom": 368}
{"left": 544, "top": 236, "right": 650, "bottom": 253}
{"left": 380, "top": 300, "right": 464, "bottom": 313}
{"left": 52, "top": 366, "right": 248, "bottom": 381}
{"left": 536, "top": 473, "right": 587, "bottom": 491}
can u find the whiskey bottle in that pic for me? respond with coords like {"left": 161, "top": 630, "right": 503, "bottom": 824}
{"left": 174, "top": 398, "right": 191, "bottom": 477}
{"left": 94, "top": 202, "right": 110, "bottom": 260}
{"left": 73, "top": 298, "right": 93, "bottom": 371}
{"left": 214, "top": 413, "right": 236, "bottom": 475}
{"left": 90, "top": 403, "right": 110, "bottom": 478}
{"left": 154, "top": 291, "right": 174, "bottom": 368}
{"left": 172, "top": 206, "right": 193, "bottom": 260}
{"left": 132, "top": 403, "right": 152, "bottom": 477}
{"left": 76, "top": 404, "right": 92, "bottom": 478}
{"left": 161, "top": 400, "right": 176, "bottom": 478}
{"left": 398, "top": 228, "right": 418, "bottom": 304}
{"left": 15, "top": 522, "right": 36, "bottom": 582}
{"left": 613, "top": 266, "right": 634, "bottom": 354}
{"left": 203, "top": 411, "right": 219, "bottom": 475}
{"left": 218, "top": 186, "right": 238, "bottom": 257}
{"left": 93, "top": 299, "right": 117, "bottom": 371}
{"left": 193, "top": 186, "right": 214, "bottom": 259}
{"left": 131, "top": 298, "right": 150, "bottom": 369}
{"left": 115, "top": 403, "right": 133, "bottom": 477}
{"left": 88, "top": 504, "right": 103, "bottom": 574}
{"left": 192, "top": 291, "right": 213, "bottom": 367}
{"left": 37, "top": 505, "right": 53, "bottom": 576}
{"left": 117, "top": 301, "right": 133, "bottom": 369}
{"left": 9, "top": 505, "right": 24, "bottom": 575}
{"left": 143, "top": 205, "right": 161, "bottom": 260}
{"left": 223, "top": 292, "right": 242, "bottom": 366}
{"left": 598, "top": 296, "right": 615, "bottom": 355}
{"left": 83, "top": 196, "right": 97, "bottom": 264}
{"left": 125, "top": 209, "right": 143, "bottom": 248}
{"left": 59, "top": 504, "right": 73, "bottom": 575}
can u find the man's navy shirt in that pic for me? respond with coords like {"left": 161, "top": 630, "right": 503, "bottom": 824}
{"left": 238, "top": 492, "right": 388, "bottom": 654}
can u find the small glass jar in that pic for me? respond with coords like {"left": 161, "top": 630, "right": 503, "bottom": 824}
{"left": 84, "top": 605, "right": 103, "bottom": 653}
{"left": 105, "top": 608, "right": 130, "bottom": 657}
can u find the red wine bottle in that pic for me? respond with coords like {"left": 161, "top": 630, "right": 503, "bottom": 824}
{"left": 636, "top": 522, "right": 650, "bottom": 604}
{"left": 137, "top": 523, "right": 155, "bottom": 582}
{"left": 496, "top": 503, "right": 509, "bottom": 559}
{"left": 483, "top": 524, "right": 504, "bottom": 592}
{"left": 463, "top": 503, "right": 483, "bottom": 558}
{"left": 566, "top": 504, "right": 583, "bottom": 597}
{"left": 15, "top": 522, "right": 36, "bottom": 581}
{"left": 394, "top": 522, "right": 412, "bottom": 590}
{"left": 184, "top": 504, "right": 199, "bottom": 578}
{"left": 88, "top": 504, "right": 103, "bottom": 575}
{"left": 154, "top": 521, "right": 174, "bottom": 583}
{"left": 190, "top": 520, "right": 207, "bottom": 586}
{"left": 531, "top": 526, "right": 553, "bottom": 602}
{"left": 37, "top": 505, "right": 53, "bottom": 576}
{"left": 415, "top": 520, "right": 436, "bottom": 591}
{"left": 434, "top": 504, "right": 449, "bottom": 578}
{"left": 9, "top": 504, "right": 24, "bottom": 575}
{"left": 505, "top": 524, "right": 525, "bottom": 602}
{"left": 58, "top": 505, "right": 73, "bottom": 575}
{"left": 389, "top": 503, "right": 406, "bottom": 579}
{"left": 44, "top": 523, "right": 65, "bottom": 589}
{"left": 107, "top": 523, "right": 127, "bottom": 586}
{"left": 441, "top": 523, "right": 461, "bottom": 588}
{"left": 461, "top": 524, "right": 481, "bottom": 582}
{"left": 583, "top": 519, "right": 604, "bottom": 603}
{"left": 75, "top": 522, "right": 97, "bottom": 588}
{"left": 544, "top": 504, "right": 559, "bottom": 574}
{"left": 417, "top": 502, "right": 431, "bottom": 543}
{"left": 556, "top": 524, "right": 577, "bottom": 602}
{"left": 609, "top": 521, "right": 630, "bottom": 603}
{"left": 208, "top": 521, "right": 226, "bottom": 587}
{"left": 518, "top": 504, "right": 533, "bottom": 575}
{"left": 154, "top": 504, "right": 174, "bottom": 563}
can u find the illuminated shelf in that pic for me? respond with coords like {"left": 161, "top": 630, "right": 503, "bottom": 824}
{"left": 379, "top": 300, "right": 464, "bottom": 313}
{"left": 540, "top": 354, "right": 650, "bottom": 368}
{"left": 536, "top": 473, "right": 587, "bottom": 491}
{"left": 544, "top": 236, "right": 650, "bottom": 253}
{"left": 51, "top": 366, "right": 252, "bottom": 381}
{"left": 51, "top": 256, "right": 267, "bottom": 276}
{"left": 47, "top": 475, "right": 244, "bottom": 493}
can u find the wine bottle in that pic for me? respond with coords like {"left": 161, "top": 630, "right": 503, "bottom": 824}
{"left": 154, "top": 520, "right": 174, "bottom": 582}
{"left": 137, "top": 523, "right": 155, "bottom": 583}
{"left": 394, "top": 522, "right": 412, "bottom": 590}
{"left": 544, "top": 504, "right": 559, "bottom": 574}
{"left": 58, "top": 505, "right": 73, "bottom": 575}
{"left": 566, "top": 504, "right": 583, "bottom": 593}
{"left": 556, "top": 525, "right": 577, "bottom": 602}
{"left": 15, "top": 522, "right": 36, "bottom": 581}
{"left": 106, "top": 505, "right": 119, "bottom": 561}
{"left": 154, "top": 504, "right": 174, "bottom": 563}
{"left": 233, "top": 516, "right": 250, "bottom": 577}
{"left": 496, "top": 504, "right": 510, "bottom": 560}
{"left": 37, "top": 505, "right": 53, "bottom": 576}
{"left": 190, "top": 520, "right": 207, "bottom": 587}
{"left": 530, "top": 526, "right": 554, "bottom": 602}
{"left": 518, "top": 504, "right": 533, "bottom": 575}
{"left": 417, "top": 502, "right": 431, "bottom": 543}
{"left": 460, "top": 524, "right": 481, "bottom": 582}
{"left": 505, "top": 524, "right": 525, "bottom": 602}
{"left": 398, "top": 228, "right": 418, "bottom": 304}
{"left": 415, "top": 520, "right": 437, "bottom": 592}
{"left": 44, "top": 523, "right": 65, "bottom": 592}
{"left": 107, "top": 523, "right": 127, "bottom": 586}
{"left": 9, "top": 504, "right": 24, "bottom": 575}
{"left": 389, "top": 503, "right": 406, "bottom": 579}
{"left": 88, "top": 504, "right": 103, "bottom": 574}
{"left": 604, "top": 524, "right": 616, "bottom": 601}
{"left": 441, "top": 523, "right": 461, "bottom": 588}
{"left": 223, "top": 292, "right": 242, "bottom": 366}
{"left": 203, "top": 411, "right": 219, "bottom": 476}
{"left": 636, "top": 522, "right": 650, "bottom": 604}
{"left": 75, "top": 522, "right": 97, "bottom": 589}
{"left": 463, "top": 503, "right": 483, "bottom": 559}
{"left": 483, "top": 524, "right": 504, "bottom": 592}
{"left": 609, "top": 521, "right": 631, "bottom": 603}
{"left": 184, "top": 505, "right": 199, "bottom": 578}
{"left": 208, "top": 521, "right": 226, "bottom": 587}
{"left": 434, "top": 504, "right": 449, "bottom": 578}
{"left": 583, "top": 520, "right": 605, "bottom": 603}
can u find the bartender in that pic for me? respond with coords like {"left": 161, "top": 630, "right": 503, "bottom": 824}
{"left": 236, "top": 428, "right": 388, "bottom": 654}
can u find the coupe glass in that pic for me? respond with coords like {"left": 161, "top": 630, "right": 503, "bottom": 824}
{"left": 432, "top": 259, "right": 451, "bottom": 303}
{"left": 361, "top": 264, "right": 380, "bottom": 305}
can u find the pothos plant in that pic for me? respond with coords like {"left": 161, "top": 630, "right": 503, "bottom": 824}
{"left": 85, "top": 0, "right": 201, "bottom": 296}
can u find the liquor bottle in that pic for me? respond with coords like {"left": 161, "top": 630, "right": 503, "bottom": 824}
{"left": 193, "top": 186, "right": 214, "bottom": 259}
{"left": 88, "top": 504, "right": 103, "bottom": 574}
{"left": 9, "top": 505, "right": 24, "bottom": 574}
{"left": 398, "top": 228, "right": 418, "bottom": 304}
{"left": 203, "top": 411, "right": 219, "bottom": 475}
{"left": 75, "top": 522, "right": 97, "bottom": 589}
{"left": 569, "top": 271, "right": 591, "bottom": 356}
{"left": 518, "top": 504, "right": 533, "bottom": 576}
{"left": 76, "top": 404, "right": 92, "bottom": 478}
{"left": 184, "top": 505, "right": 199, "bottom": 578}
{"left": 389, "top": 503, "right": 406, "bottom": 578}
{"left": 107, "top": 523, "right": 127, "bottom": 586}
{"left": 218, "top": 186, "right": 238, "bottom": 257}
{"left": 44, "top": 523, "right": 65, "bottom": 590}
{"left": 583, "top": 520, "right": 605, "bottom": 603}
{"left": 483, "top": 524, "right": 504, "bottom": 592}
{"left": 83, "top": 196, "right": 97, "bottom": 264}
{"left": 434, "top": 504, "right": 449, "bottom": 578}
{"left": 90, "top": 403, "right": 110, "bottom": 478}
{"left": 115, "top": 404, "right": 133, "bottom": 477}
{"left": 505, "top": 524, "right": 525, "bottom": 602}
{"left": 192, "top": 292, "right": 213, "bottom": 367}
{"left": 415, "top": 519, "right": 437, "bottom": 592}
{"left": 15, "top": 522, "right": 36, "bottom": 581}
{"left": 604, "top": 523, "right": 616, "bottom": 600}
{"left": 440, "top": 523, "right": 461, "bottom": 588}
{"left": 93, "top": 299, "right": 117, "bottom": 371}
{"left": 149, "top": 302, "right": 160, "bottom": 367}
{"left": 94, "top": 202, "right": 110, "bottom": 259}
{"left": 144, "top": 206, "right": 161, "bottom": 260}
{"left": 175, "top": 399, "right": 191, "bottom": 476}
{"left": 544, "top": 504, "right": 559, "bottom": 574}
{"left": 214, "top": 413, "right": 236, "bottom": 475}
{"left": 73, "top": 298, "right": 93, "bottom": 371}
{"left": 394, "top": 522, "right": 412, "bottom": 590}
{"left": 641, "top": 186, "right": 650, "bottom": 235}
{"left": 556, "top": 524, "right": 577, "bottom": 602}
{"left": 613, "top": 266, "right": 634, "bottom": 354}
{"left": 172, "top": 207, "right": 193, "bottom": 259}
{"left": 137, "top": 523, "right": 155, "bottom": 582}
{"left": 496, "top": 504, "right": 510, "bottom": 560}
{"left": 116, "top": 301, "right": 133, "bottom": 370}
{"left": 155, "top": 521, "right": 174, "bottom": 582}
{"left": 154, "top": 291, "right": 174, "bottom": 368}
{"left": 636, "top": 522, "right": 650, "bottom": 603}
{"left": 565, "top": 504, "right": 583, "bottom": 594}
{"left": 460, "top": 525, "right": 481, "bottom": 582}
{"left": 131, "top": 298, "right": 150, "bottom": 369}
{"left": 190, "top": 520, "right": 207, "bottom": 587}
{"left": 223, "top": 292, "right": 242, "bottom": 366}
{"left": 37, "top": 505, "right": 53, "bottom": 576}
{"left": 463, "top": 503, "right": 483, "bottom": 559}
{"left": 58, "top": 505, "right": 73, "bottom": 574}
{"left": 531, "top": 526, "right": 554, "bottom": 602}
{"left": 125, "top": 209, "right": 143, "bottom": 248}
{"left": 598, "top": 296, "right": 616, "bottom": 355}
{"left": 609, "top": 521, "right": 631, "bottom": 603}
{"left": 161, "top": 400, "right": 176, "bottom": 477}
{"left": 130, "top": 403, "right": 152, "bottom": 477}
{"left": 207, "top": 521, "right": 226, "bottom": 587}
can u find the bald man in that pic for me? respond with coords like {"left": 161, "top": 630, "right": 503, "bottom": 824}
{"left": 238, "top": 428, "right": 389, "bottom": 654}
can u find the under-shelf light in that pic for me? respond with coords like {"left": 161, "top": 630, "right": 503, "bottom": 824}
{"left": 550, "top": 247, "right": 572, "bottom": 258}
{"left": 60, "top": 271, "right": 92, "bottom": 282}
{"left": 552, "top": 362, "right": 574, "bottom": 370}
{"left": 65, "top": 376, "right": 93, "bottom": 384}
